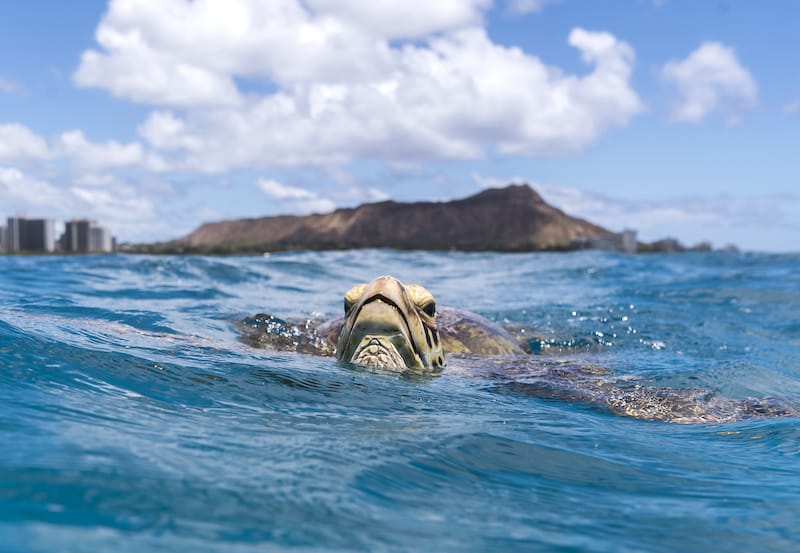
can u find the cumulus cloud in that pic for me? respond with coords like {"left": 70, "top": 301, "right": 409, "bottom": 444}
{"left": 0, "top": 167, "right": 67, "bottom": 209}
{"left": 71, "top": 185, "right": 156, "bottom": 222}
{"left": 0, "top": 123, "right": 153, "bottom": 172}
{"left": 73, "top": 0, "right": 245, "bottom": 107}
{"left": 75, "top": 0, "right": 642, "bottom": 172}
{"left": 130, "top": 26, "right": 642, "bottom": 171}
{"left": 0, "top": 118, "right": 171, "bottom": 239}
{"left": 137, "top": 111, "right": 196, "bottom": 151}
{"left": 0, "top": 124, "right": 50, "bottom": 161}
{"left": 306, "top": 0, "right": 491, "bottom": 39}
{"left": 73, "top": 0, "right": 388, "bottom": 105}
{"left": 56, "top": 130, "right": 143, "bottom": 168}
{"left": 0, "top": 165, "right": 158, "bottom": 230}
{"left": 257, "top": 178, "right": 336, "bottom": 213}
{"left": 66, "top": 173, "right": 188, "bottom": 242}
{"left": 661, "top": 42, "right": 757, "bottom": 124}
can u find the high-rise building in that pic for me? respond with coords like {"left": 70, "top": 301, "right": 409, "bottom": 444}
{"left": 6, "top": 217, "right": 20, "bottom": 251}
{"left": 89, "top": 226, "right": 113, "bottom": 252}
{"left": 5, "top": 217, "right": 56, "bottom": 252}
{"left": 62, "top": 219, "right": 114, "bottom": 253}
{"left": 25, "top": 219, "right": 56, "bottom": 252}
{"left": 1, "top": 215, "right": 114, "bottom": 254}
{"left": 63, "top": 220, "right": 90, "bottom": 252}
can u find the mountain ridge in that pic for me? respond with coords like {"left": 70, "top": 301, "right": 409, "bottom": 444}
{"left": 143, "top": 184, "right": 616, "bottom": 254}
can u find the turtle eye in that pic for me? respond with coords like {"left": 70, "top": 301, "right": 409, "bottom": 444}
{"left": 407, "top": 284, "right": 437, "bottom": 317}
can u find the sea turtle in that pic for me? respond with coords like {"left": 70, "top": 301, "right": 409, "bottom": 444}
{"left": 243, "top": 275, "right": 799, "bottom": 423}
{"left": 244, "top": 275, "right": 526, "bottom": 370}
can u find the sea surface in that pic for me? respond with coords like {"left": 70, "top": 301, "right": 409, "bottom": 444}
{"left": 1, "top": 250, "right": 799, "bottom": 552}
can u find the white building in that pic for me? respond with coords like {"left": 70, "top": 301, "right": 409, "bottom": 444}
{"left": 89, "top": 225, "right": 113, "bottom": 252}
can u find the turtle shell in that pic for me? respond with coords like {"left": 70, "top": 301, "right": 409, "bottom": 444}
{"left": 435, "top": 307, "right": 526, "bottom": 356}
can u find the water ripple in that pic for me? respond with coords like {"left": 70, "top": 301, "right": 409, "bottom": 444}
{"left": 1, "top": 251, "right": 799, "bottom": 552}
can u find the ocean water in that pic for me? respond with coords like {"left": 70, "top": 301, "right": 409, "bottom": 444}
{"left": 1, "top": 250, "right": 799, "bottom": 552}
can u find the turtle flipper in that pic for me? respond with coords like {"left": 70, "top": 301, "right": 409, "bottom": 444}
{"left": 476, "top": 358, "right": 799, "bottom": 423}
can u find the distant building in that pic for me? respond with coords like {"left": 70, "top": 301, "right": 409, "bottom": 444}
{"left": 89, "top": 225, "right": 113, "bottom": 252}
{"left": 646, "top": 238, "right": 683, "bottom": 253}
{"left": 589, "top": 229, "right": 638, "bottom": 253}
{"left": 62, "top": 220, "right": 90, "bottom": 252}
{"left": 0, "top": 225, "right": 6, "bottom": 252}
{"left": 62, "top": 219, "right": 114, "bottom": 253}
{"left": 6, "top": 217, "right": 20, "bottom": 252}
{"left": 5, "top": 217, "right": 56, "bottom": 253}
{"left": 621, "top": 229, "right": 638, "bottom": 253}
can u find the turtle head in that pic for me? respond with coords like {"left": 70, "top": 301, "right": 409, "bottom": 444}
{"left": 336, "top": 275, "right": 445, "bottom": 373}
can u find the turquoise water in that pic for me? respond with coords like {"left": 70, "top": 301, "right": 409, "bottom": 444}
{"left": 1, "top": 250, "right": 799, "bottom": 552}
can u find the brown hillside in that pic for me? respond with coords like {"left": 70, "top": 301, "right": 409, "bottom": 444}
{"left": 176, "top": 184, "right": 612, "bottom": 252}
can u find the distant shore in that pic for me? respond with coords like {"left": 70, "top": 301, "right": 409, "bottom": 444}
{"left": 122, "top": 184, "right": 737, "bottom": 256}
{"left": 2, "top": 184, "right": 738, "bottom": 257}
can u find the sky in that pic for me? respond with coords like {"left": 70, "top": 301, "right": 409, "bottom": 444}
{"left": 0, "top": 0, "right": 798, "bottom": 252}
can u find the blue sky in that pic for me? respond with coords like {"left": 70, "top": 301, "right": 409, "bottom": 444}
{"left": 0, "top": 0, "right": 798, "bottom": 251}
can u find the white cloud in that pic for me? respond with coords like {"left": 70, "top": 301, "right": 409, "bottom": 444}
{"left": 257, "top": 178, "right": 336, "bottom": 213}
{"left": 0, "top": 124, "right": 50, "bottom": 161}
{"left": 137, "top": 111, "right": 195, "bottom": 151}
{"left": 65, "top": 174, "right": 181, "bottom": 242}
{"left": 128, "top": 30, "right": 641, "bottom": 170}
{"left": 0, "top": 164, "right": 159, "bottom": 228}
{"left": 0, "top": 167, "right": 67, "bottom": 209}
{"left": 366, "top": 187, "right": 390, "bottom": 202}
{"left": 258, "top": 178, "right": 318, "bottom": 201}
{"left": 73, "top": 1, "right": 642, "bottom": 171}
{"left": 0, "top": 121, "right": 174, "bottom": 243}
{"left": 661, "top": 42, "right": 757, "bottom": 124}
{"left": 73, "top": 0, "right": 244, "bottom": 107}
{"left": 70, "top": 185, "right": 155, "bottom": 222}
{"left": 56, "top": 130, "right": 143, "bottom": 168}
{"left": 0, "top": 124, "right": 153, "bottom": 172}
{"left": 73, "top": 0, "right": 389, "bottom": 104}
{"left": 306, "top": 0, "right": 491, "bottom": 39}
